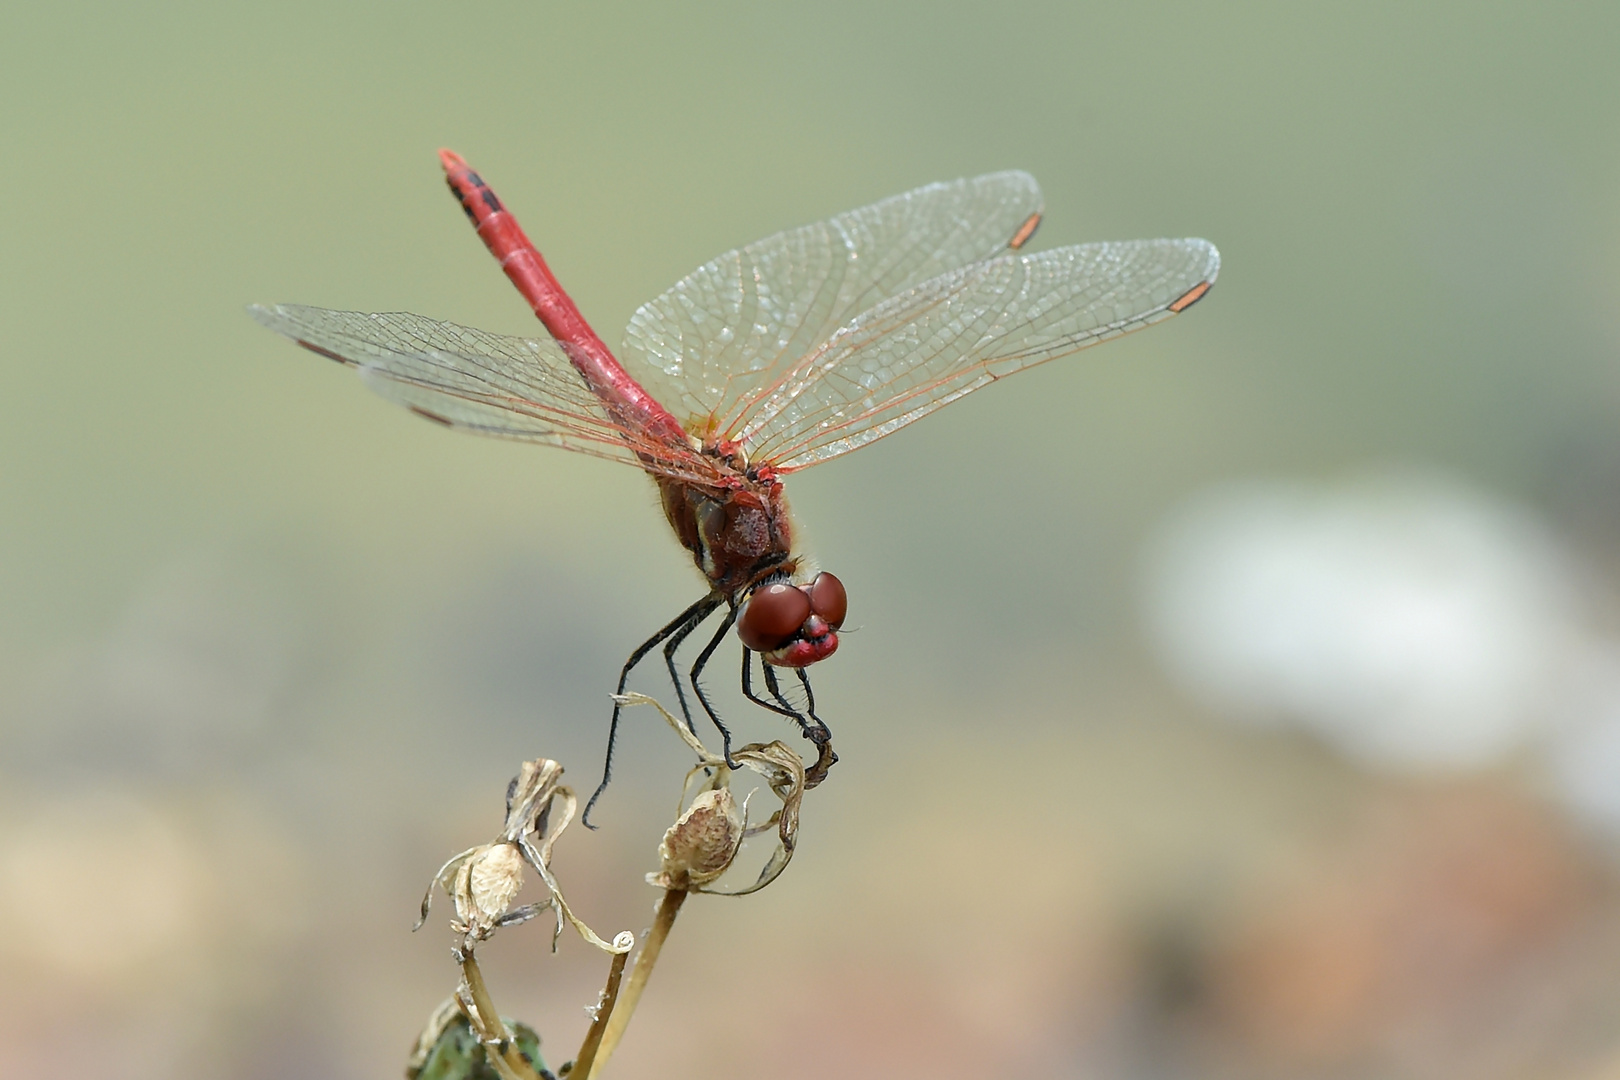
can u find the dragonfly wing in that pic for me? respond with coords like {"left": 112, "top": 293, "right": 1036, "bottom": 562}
{"left": 734, "top": 238, "right": 1220, "bottom": 471}
{"left": 250, "top": 305, "right": 719, "bottom": 484}
{"left": 620, "top": 172, "right": 1044, "bottom": 437}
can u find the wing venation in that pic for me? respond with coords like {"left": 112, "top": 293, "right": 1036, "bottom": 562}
{"left": 619, "top": 171, "right": 1045, "bottom": 433}
{"left": 249, "top": 304, "right": 720, "bottom": 485}
{"left": 732, "top": 237, "right": 1220, "bottom": 471}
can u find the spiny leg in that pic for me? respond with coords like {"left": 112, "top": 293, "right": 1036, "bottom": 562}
{"left": 763, "top": 663, "right": 838, "bottom": 788}
{"left": 585, "top": 593, "right": 721, "bottom": 827}
{"left": 762, "top": 663, "right": 834, "bottom": 748}
{"left": 794, "top": 667, "right": 826, "bottom": 730}
{"left": 744, "top": 650, "right": 838, "bottom": 776}
{"left": 741, "top": 647, "right": 802, "bottom": 720}
{"left": 795, "top": 667, "right": 814, "bottom": 711}
{"left": 688, "top": 607, "right": 740, "bottom": 767}
{"left": 760, "top": 661, "right": 799, "bottom": 716}
{"left": 662, "top": 601, "right": 719, "bottom": 735}
{"left": 795, "top": 668, "right": 836, "bottom": 746}
{"left": 795, "top": 666, "right": 838, "bottom": 786}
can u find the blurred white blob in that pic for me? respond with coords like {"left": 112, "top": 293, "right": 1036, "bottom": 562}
{"left": 1143, "top": 472, "right": 1583, "bottom": 771}
{"left": 1543, "top": 648, "right": 1620, "bottom": 834}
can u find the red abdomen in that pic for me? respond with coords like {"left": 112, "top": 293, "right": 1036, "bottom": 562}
{"left": 439, "top": 149, "right": 689, "bottom": 448}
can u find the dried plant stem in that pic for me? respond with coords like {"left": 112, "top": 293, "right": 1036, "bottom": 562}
{"left": 460, "top": 953, "right": 542, "bottom": 1080}
{"left": 587, "top": 888, "right": 688, "bottom": 1079}
{"left": 570, "top": 947, "right": 630, "bottom": 1080}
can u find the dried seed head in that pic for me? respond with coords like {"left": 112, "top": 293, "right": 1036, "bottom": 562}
{"left": 652, "top": 788, "right": 743, "bottom": 890}
{"left": 617, "top": 692, "right": 811, "bottom": 895}
{"left": 454, "top": 842, "right": 525, "bottom": 931}
{"left": 417, "top": 757, "right": 630, "bottom": 956}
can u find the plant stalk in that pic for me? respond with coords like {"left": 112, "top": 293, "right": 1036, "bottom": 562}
{"left": 570, "top": 945, "right": 629, "bottom": 1080}
{"left": 587, "top": 888, "right": 687, "bottom": 1078}
{"left": 461, "top": 952, "right": 542, "bottom": 1080}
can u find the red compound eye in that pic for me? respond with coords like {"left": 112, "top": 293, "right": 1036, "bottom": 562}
{"left": 808, "top": 572, "right": 846, "bottom": 629}
{"left": 737, "top": 582, "right": 812, "bottom": 652}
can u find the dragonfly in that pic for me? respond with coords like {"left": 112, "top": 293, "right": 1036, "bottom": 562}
{"left": 251, "top": 151, "right": 1219, "bottom": 820}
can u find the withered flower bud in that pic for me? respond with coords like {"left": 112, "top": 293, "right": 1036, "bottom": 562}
{"left": 418, "top": 757, "right": 632, "bottom": 956}
{"left": 455, "top": 842, "right": 525, "bottom": 930}
{"left": 651, "top": 788, "right": 743, "bottom": 890}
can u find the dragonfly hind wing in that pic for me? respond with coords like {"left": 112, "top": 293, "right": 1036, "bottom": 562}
{"left": 737, "top": 237, "right": 1220, "bottom": 470}
{"left": 249, "top": 304, "right": 719, "bottom": 483}
{"left": 620, "top": 171, "right": 1044, "bottom": 437}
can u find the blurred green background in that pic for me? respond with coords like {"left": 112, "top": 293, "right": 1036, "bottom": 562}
{"left": 5, "top": 3, "right": 1620, "bottom": 1078}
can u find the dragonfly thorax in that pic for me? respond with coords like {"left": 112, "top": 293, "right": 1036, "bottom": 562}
{"left": 656, "top": 470, "right": 794, "bottom": 596}
{"left": 655, "top": 467, "right": 844, "bottom": 668}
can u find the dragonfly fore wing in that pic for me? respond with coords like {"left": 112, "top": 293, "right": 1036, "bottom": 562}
{"left": 249, "top": 305, "right": 720, "bottom": 484}
{"left": 736, "top": 238, "right": 1220, "bottom": 470}
{"left": 619, "top": 172, "right": 1044, "bottom": 438}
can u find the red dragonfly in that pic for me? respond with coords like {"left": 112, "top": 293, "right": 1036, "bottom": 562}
{"left": 252, "top": 151, "right": 1218, "bottom": 818}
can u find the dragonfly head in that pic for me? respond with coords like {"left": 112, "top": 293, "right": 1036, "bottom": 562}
{"left": 737, "top": 571, "right": 846, "bottom": 667}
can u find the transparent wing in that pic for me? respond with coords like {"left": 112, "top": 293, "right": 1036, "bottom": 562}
{"left": 733, "top": 238, "right": 1220, "bottom": 471}
{"left": 249, "top": 304, "right": 721, "bottom": 486}
{"left": 620, "top": 171, "right": 1044, "bottom": 436}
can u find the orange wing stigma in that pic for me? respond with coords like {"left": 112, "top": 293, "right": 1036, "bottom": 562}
{"left": 1169, "top": 280, "right": 1212, "bottom": 313}
{"left": 1008, "top": 211, "right": 1042, "bottom": 249}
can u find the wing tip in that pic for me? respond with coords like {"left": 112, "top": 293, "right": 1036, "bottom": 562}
{"left": 1168, "top": 279, "right": 1213, "bottom": 313}
{"left": 1191, "top": 238, "right": 1221, "bottom": 281}
{"left": 247, "top": 303, "right": 320, "bottom": 348}
{"left": 247, "top": 301, "right": 319, "bottom": 333}
{"left": 1168, "top": 239, "right": 1220, "bottom": 313}
{"left": 1008, "top": 212, "right": 1042, "bottom": 250}
{"left": 248, "top": 304, "right": 359, "bottom": 365}
{"left": 408, "top": 404, "right": 455, "bottom": 426}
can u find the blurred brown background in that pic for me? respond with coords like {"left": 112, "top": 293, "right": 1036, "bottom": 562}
{"left": 5, "top": 2, "right": 1620, "bottom": 1077}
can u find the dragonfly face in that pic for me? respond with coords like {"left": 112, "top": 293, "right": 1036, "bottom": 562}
{"left": 738, "top": 572, "right": 846, "bottom": 667}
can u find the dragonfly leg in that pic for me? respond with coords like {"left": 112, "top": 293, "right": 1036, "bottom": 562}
{"left": 740, "top": 648, "right": 801, "bottom": 720}
{"left": 792, "top": 666, "right": 838, "bottom": 787}
{"left": 688, "top": 608, "right": 740, "bottom": 769}
{"left": 760, "top": 663, "right": 838, "bottom": 785}
{"left": 585, "top": 592, "right": 722, "bottom": 827}
{"left": 744, "top": 652, "right": 838, "bottom": 786}
{"left": 661, "top": 605, "right": 717, "bottom": 735}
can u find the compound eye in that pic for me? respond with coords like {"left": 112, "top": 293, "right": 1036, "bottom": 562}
{"left": 808, "top": 572, "right": 847, "bottom": 629}
{"left": 737, "top": 582, "right": 812, "bottom": 652}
